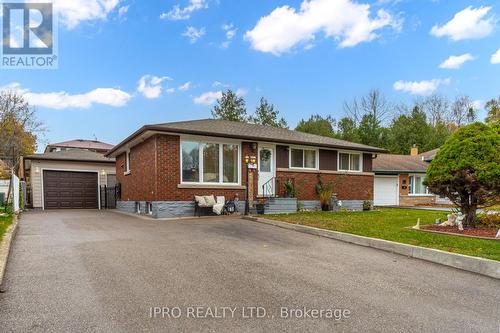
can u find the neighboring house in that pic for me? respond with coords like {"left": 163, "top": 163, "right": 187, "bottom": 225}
{"left": 373, "top": 146, "right": 446, "bottom": 206}
{"left": 106, "top": 119, "right": 386, "bottom": 218}
{"left": 23, "top": 143, "right": 116, "bottom": 210}
{"left": 44, "top": 139, "right": 114, "bottom": 154}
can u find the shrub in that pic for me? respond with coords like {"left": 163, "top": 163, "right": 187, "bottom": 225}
{"left": 478, "top": 213, "right": 500, "bottom": 229}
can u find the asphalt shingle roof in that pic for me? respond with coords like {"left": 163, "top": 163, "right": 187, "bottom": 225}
{"left": 46, "top": 139, "right": 114, "bottom": 151}
{"left": 25, "top": 149, "right": 115, "bottom": 163}
{"left": 108, "top": 119, "right": 387, "bottom": 156}
{"left": 373, "top": 154, "right": 429, "bottom": 173}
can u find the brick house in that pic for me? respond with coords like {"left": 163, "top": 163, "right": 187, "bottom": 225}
{"left": 372, "top": 146, "right": 448, "bottom": 206}
{"left": 106, "top": 119, "right": 386, "bottom": 218}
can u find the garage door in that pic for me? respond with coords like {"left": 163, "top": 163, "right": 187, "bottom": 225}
{"left": 374, "top": 176, "right": 399, "bottom": 206}
{"left": 43, "top": 170, "right": 98, "bottom": 209}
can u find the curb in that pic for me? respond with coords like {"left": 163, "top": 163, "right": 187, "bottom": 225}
{"left": 243, "top": 216, "right": 500, "bottom": 280}
{"left": 0, "top": 214, "right": 18, "bottom": 287}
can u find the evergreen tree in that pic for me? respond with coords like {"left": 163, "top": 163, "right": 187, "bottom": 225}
{"left": 211, "top": 90, "right": 248, "bottom": 122}
{"left": 250, "top": 97, "right": 288, "bottom": 128}
{"left": 295, "top": 114, "right": 336, "bottom": 138}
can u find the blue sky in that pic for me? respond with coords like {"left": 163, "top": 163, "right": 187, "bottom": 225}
{"left": 1, "top": 0, "right": 499, "bottom": 151}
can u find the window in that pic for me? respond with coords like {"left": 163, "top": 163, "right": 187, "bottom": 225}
{"left": 338, "top": 152, "right": 361, "bottom": 172}
{"left": 259, "top": 149, "right": 272, "bottom": 172}
{"left": 181, "top": 140, "right": 240, "bottom": 184}
{"left": 409, "top": 175, "right": 428, "bottom": 195}
{"left": 290, "top": 148, "right": 317, "bottom": 169}
{"left": 125, "top": 150, "right": 131, "bottom": 173}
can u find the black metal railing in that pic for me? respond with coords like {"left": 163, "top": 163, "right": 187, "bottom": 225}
{"left": 261, "top": 177, "right": 296, "bottom": 198}
{"left": 100, "top": 185, "right": 118, "bottom": 209}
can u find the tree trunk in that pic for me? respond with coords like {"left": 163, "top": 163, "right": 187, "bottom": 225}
{"left": 464, "top": 207, "right": 476, "bottom": 228}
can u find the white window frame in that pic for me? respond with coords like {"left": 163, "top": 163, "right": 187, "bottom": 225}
{"left": 408, "top": 174, "right": 429, "bottom": 196}
{"left": 289, "top": 146, "right": 319, "bottom": 170}
{"left": 337, "top": 151, "right": 363, "bottom": 172}
{"left": 124, "top": 149, "right": 131, "bottom": 174}
{"left": 180, "top": 139, "right": 241, "bottom": 185}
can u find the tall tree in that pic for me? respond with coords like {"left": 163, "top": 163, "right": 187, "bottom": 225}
{"left": 485, "top": 96, "right": 500, "bottom": 123}
{"left": 211, "top": 89, "right": 248, "bottom": 122}
{"left": 386, "top": 106, "right": 432, "bottom": 154}
{"left": 450, "top": 95, "right": 476, "bottom": 127}
{"left": 295, "top": 114, "right": 336, "bottom": 138}
{"left": 337, "top": 117, "right": 360, "bottom": 143}
{"left": 357, "top": 113, "right": 384, "bottom": 147}
{"left": 424, "top": 122, "right": 500, "bottom": 227}
{"left": 250, "top": 97, "right": 288, "bottom": 128}
{"left": 419, "top": 94, "right": 450, "bottom": 126}
{"left": 0, "top": 91, "right": 43, "bottom": 172}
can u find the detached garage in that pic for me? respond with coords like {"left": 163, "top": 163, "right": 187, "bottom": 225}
{"left": 23, "top": 150, "right": 116, "bottom": 210}
{"left": 43, "top": 170, "right": 99, "bottom": 209}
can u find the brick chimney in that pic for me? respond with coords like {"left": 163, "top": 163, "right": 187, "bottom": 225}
{"left": 410, "top": 144, "right": 418, "bottom": 156}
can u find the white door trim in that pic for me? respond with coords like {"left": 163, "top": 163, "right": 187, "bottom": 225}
{"left": 257, "top": 144, "right": 276, "bottom": 197}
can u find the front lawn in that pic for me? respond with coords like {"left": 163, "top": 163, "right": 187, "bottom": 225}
{"left": 266, "top": 208, "right": 500, "bottom": 261}
{"left": 0, "top": 207, "right": 13, "bottom": 242}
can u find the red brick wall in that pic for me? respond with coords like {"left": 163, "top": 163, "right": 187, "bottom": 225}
{"left": 116, "top": 135, "right": 157, "bottom": 201}
{"left": 116, "top": 134, "right": 372, "bottom": 203}
{"left": 277, "top": 171, "right": 373, "bottom": 201}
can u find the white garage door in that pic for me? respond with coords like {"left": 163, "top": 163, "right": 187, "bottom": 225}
{"left": 374, "top": 176, "right": 399, "bottom": 206}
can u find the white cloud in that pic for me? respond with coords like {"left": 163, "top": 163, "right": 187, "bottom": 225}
{"left": 235, "top": 88, "right": 247, "bottom": 97}
{"left": 221, "top": 23, "right": 237, "bottom": 48}
{"left": 439, "top": 53, "right": 475, "bottom": 69}
{"left": 58, "top": 0, "right": 122, "bottom": 29}
{"left": 430, "top": 6, "right": 494, "bottom": 41}
{"left": 245, "top": 0, "right": 402, "bottom": 55}
{"left": 166, "top": 88, "right": 175, "bottom": 94}
{"left": 178, "top": 82, "right": 192, "bottom": 91}
{"left": 1, "top": 82, "right": 131, "bottom": 109}
{"left": 137, "top": 75, "right": 173, "bottom": 99}
{"left": 160, "top": 0, "right": 208, "bottom": 20}
{"left": 472, "top": 100, "right": 484, "bottom": 110}
{"left": 212, "top": 81, "right": 229, "bottom": 88}
{"left": 393, "top": 78, "right": 451, "bottom": 96}
{"left": 491, "top": 48, "right": 500, "bottom": 64}
{"left": 194, "top": 91, "right": 222, "bottom": 105}
{"left": 182, "top": 26, "right": 205, "bottom": 43}
{"left": 118, "top": 5, "right": 130, "bottom": 19}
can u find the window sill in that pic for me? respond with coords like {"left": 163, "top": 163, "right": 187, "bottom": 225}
{"left": 406, "top": 194, "right": 433, "bottom": 197}
{"left": 124, "top": 171, "right": 131, "bottom": 176}
{"left": 277, "top": 168, "right": 373, "bottom": 175}
{"left": 178, "top": 183, "right": 246, "bottom": 189}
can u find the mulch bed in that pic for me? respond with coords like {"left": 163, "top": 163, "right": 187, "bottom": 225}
{"left": 421, "top": 225, "right": 499, "bottom": 240}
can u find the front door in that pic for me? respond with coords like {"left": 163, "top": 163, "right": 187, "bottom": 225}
{"left": 258, "top": 146, "right": 275, "bottom": 197}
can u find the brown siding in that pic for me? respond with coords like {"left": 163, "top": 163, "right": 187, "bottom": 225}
{"left": 319, "top": 149, "right": 337, "bottom": 171}
{"left": 363, "top": 153, "right": 372, "bottom": 172}
{"left": 276, "top": 170, "right": 373, "bottom": 201}
{"left": 276, "top": 145, "right": 289, "bottom": 168}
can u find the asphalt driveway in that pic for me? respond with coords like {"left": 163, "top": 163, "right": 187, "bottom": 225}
{"left": 0, "top": 210, "right": 499, "bottom": 332}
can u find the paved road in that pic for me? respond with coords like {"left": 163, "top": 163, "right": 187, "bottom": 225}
{"left": 1, "top": 210, "right": 499, "bottom": 332}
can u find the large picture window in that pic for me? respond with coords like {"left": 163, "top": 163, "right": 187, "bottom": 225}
{"left": 338, "top": 152, "right": 361, "bottom": 172}
{"left": 290, "top": 148, "right": 317, "bottom": 169}
{"left": 181, "top": 140, "right": 240, "bottom": 184}
{"left": 409, "top": 175, "right": 428, "bottom": 195}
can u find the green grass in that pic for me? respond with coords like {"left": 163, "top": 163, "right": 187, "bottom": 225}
{"left": 266, "top": 208, "right": 500, "bottom": 261}
{"left": 0, "top": 206, "right": 13, "bottom": 242}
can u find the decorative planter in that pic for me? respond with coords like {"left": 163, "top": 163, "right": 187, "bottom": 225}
{"left": 321, "top": 204, "right": 330, "bottom": 211}
{"left": 256, "top": 203, "right": 265, "bottom": 215}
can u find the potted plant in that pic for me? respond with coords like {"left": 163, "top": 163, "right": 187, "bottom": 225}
{"left": 283, "top": 180, "right": 295, "bottom": 198}
{"left": 319, "top": 188, "right": 333, "bottom": 211}
{"left": 316, "top": 174, "right": 334, "bottom": 211}
{"left": 256, "top": 202, "right": 265, "bottom": 214}
{"left": 362, "top": 200, "right": 371, "bottom": 211}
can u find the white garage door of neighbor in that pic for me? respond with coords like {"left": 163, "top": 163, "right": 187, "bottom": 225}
{"left": 374, "top": 176, "right": 399, "bottom": 206}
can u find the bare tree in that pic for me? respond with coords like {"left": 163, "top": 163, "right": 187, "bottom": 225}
{"left": 450, "top": 95, "right": 476, "bottom": 127}
{"left": 343, "top": 89, "right": 391, "bottom": 126}
{"left": 420, "top": 94, "right": 450, "bottom": 126}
